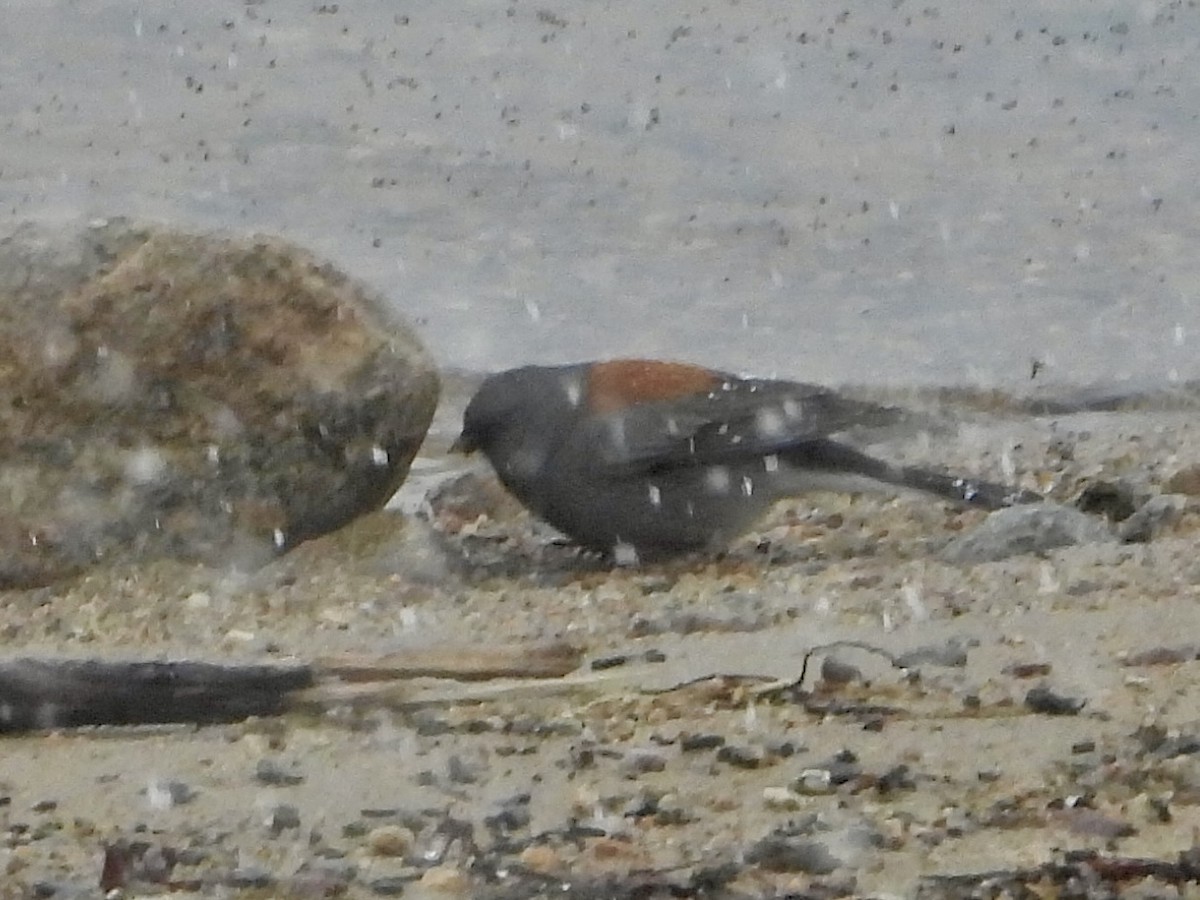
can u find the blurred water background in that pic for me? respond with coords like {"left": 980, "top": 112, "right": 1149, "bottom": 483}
{"left": 3, "top": 0, "right": 1197, "bottom": 388}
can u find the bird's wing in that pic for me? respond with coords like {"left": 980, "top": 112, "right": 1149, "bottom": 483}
{"left": 577, "top": 379, "right": 903, "bottom": 474}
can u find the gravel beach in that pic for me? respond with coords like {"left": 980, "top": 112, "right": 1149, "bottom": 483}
{"left": 4, "top": 385, "right": 1200, "bottom": 898}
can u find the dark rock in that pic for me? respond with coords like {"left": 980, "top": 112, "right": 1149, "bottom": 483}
{"left": 342, "top": 821, "right": 369, "bottom": 839}
{"left": 255, "top": 757, "right": 305, "bottom": 787}
{"left": 1150, "top": 733, "right": 1200, "bottom": 759}
{"left": 744, "top": 836, "right": 842, "bottom": 874}
{"left": 590, "top": 654, "right": 629, "bottom": 671}
{"left": 446, "top": 754, "right": 480, "bottom": 785}
{"left": 821, "top": 749, "right": 863, "bottom": 785}
{"left": 484, "top": 794, "right": 531, "bottom": 834}
{"left": 716, "top": 744, "right": 767, "bottom": 769}
{"left": 1003, "top": 661, "right": 1053, "bottom": 678}
{"left": 254, "top": 758, "right": 304, "bottom": 787}
{"left": 368, "top": 875, "right": 409, "bottom": 896}
{"left": 819, "top": 655, "right": 862, "bottom": 684}
{"left": 0, "top": 219, "right": 438, "bottom": 587}
{"left": 1076, "top": 480, "right": 1140, "bottom": 521}
{"left": 1025, "top": 685, "right": 1086, "bottom": 715}
{"left": 679, "top": 733, "right": 725, "bottom": 752}
{"left": 623, "top": 790, "right": 661, "bottom": 818}
{"left": 875, "top": 764, "right": 918, "bottom": 794}
{"left": 229, "top": 866, "right": 274, "bottom": 888}
{"left": 267, "top": 803, "right": 302, "bottom": 835}
{"left": 621, "top": 748, "right": 668, "bottom": 777}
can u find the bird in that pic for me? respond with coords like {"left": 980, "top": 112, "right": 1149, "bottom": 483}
{"left": 452, "top": 359, "right": 1037, "bottom": 562}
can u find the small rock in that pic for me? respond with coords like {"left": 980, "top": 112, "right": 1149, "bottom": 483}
{"left": 367, "top": 825, "right": 414, "bottom": 858}
{"left": 744, "top": 836, "right": 842, "bottom": 874}
{"left": 623, "top": 790, "right": 660, "bottom": 818}
{"left": 419, "top": 864, "right": 469, "bottom": 893}
{"left": 875, "top": 764, "right": 918, "bottom": 793}
{"left": 343, "top": 821, "right": 369, "bottom": 838}
{"left": 793, "top": 769, "right": 835, "bottom": 795}
{"left": 941, "top": 503, "right": 1115, "bottom": 564}
{"left": 820, "top": 656, "right": 862, "bottom": 684}
{"left": 519, "top": 844, "right": 563, "bottom": 875}
{"left": 1165, "top": 465, "right": 1200, "bottom": 496}
{"left": 255, "top": 757, "right": 305, "bottom": 786}
{"left": 368, "top": 876, "right": 408, "bottom": 897}
{"left": 763, "top": 787, "right": 804, "bottom": 811}
{"left": 1003, "top": 661, "right": 1053, "bottom": 678}
{"left": 653, "top": 793, "right": 692, "bottom": 825}
{"left": 229, "top": 866, "right": 274, "bottom": 888}
{"left": 717, "top": 744, "right": 767, "bottom": 769}
{"left": 1053, "top": 807, "right": 1137, "bottom": 839}
{"left": 446, "top": 755, "right": 479, "bottom": 785}
{"left": 896, "top": 641, "right": 969, "bottom": 669}
{"left": 1076, "top": 480, "right": 1139, "bottom": 521}
{"left": 484, "top": 795, "right": 531, "bottom": 834}
{"left": 621, "top": 748, "right": 668, "bottom": 777}
{"left": 821, "top": 750, "right": 863, "bottom": 785}
{"left": 590, "top": 654, "right": 628, "bottom": 670}
{"left": 1118, "top": 494, "right": 1187, "bottom": 543}
{"left": 1120, "top": 645, "right": 1198, "bottom": 667}
{"left": 146, "top": 779, "right": 195, "bottom": 810}
{"left": 1025, "top": 685, "right": 1086, "bottom": 715}
{"left": 266, "top": 803, "right": 302, "bottom": 835}
{"left": 679, "top": 733, "right": 725, "bottom": 752}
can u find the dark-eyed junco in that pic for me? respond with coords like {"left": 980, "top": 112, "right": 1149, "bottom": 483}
{"left": 452, "top": 360, "right": 1037, "bottom": 561}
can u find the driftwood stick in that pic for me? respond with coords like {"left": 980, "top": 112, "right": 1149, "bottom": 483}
{"left": 313, "top": 641, "right": 581, "bottom": 682}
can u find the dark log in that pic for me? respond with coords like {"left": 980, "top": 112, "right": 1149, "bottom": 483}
{"left": 0, "top": 658, "right": 314, "bottom": 731}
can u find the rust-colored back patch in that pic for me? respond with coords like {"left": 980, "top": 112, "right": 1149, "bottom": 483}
{"left": 586, "top": 359, "right": 721, "bottom": 414}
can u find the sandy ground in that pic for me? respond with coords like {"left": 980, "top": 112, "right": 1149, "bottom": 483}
{"left": 3, "top": 387, "right": 1200, "bottom": 897}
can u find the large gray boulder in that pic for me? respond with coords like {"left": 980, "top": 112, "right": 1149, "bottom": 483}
{"left": 0, "top": 219, "right": 438, "bottom": 587}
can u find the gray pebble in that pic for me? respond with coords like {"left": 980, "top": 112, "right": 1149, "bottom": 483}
{"left": 369, "top": 875, "right": 409, "bottom": 896}
{"left": 228, "top": 866, "right": 274, "bottom": 888}
{"left": 267, "top": 803, "right": 302, "bottom": 835}
{"left": 1118, "top": 494, "right": 1187, "bottom": 543}
{"left": 941, "top": 503, "right": 1115, "bottom": 564}
{"left": 255, "top": 757, "right": 305, "bottom": 786}
{"left": 621, "top": 748, "right": 668, "bottom": 777}
{"left": 716, "top": 744, "right": 766, "bottom": 769}
{"left": 896, "top": 641, "right": 969, "bottom": 669}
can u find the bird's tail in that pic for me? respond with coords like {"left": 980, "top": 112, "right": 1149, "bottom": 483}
{"left": 779, "top": 439, "right": 1038, "bottom": 510}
